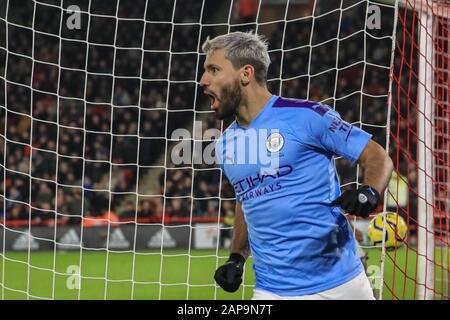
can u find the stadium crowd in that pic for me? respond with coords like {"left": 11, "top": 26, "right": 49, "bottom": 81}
{"left": 1, "top": 0, "right": 415, "bottom": 227}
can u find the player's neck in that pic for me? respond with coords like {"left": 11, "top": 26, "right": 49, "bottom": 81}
{"left": 235, "top": 86, "right": 273, "bottom": 128}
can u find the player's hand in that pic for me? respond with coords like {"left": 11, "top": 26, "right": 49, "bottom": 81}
{"left": 331, "top": 186, "right": 380, "bottom": 217}
{"left": 214, "top": 253, "right": 245, "bottom": 293}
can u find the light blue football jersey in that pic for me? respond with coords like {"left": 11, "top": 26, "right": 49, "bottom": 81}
{"left": 215, "top": 95, "right": 372, "bottom": 296}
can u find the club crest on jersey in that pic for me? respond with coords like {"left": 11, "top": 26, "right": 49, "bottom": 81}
{"left": 266, "top": 132, "right": 284, "bottom": 153}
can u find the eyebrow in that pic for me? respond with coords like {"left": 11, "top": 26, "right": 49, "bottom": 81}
{"left": 204, "top": 63, "right": 221, "bottom": 70}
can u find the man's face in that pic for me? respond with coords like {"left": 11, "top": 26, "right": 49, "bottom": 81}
{"left": 200, "top": 49, "right": 242, "bottom": 120}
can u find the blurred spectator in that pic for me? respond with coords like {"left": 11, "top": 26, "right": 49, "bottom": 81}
{"left": 139, "top": 200, "right": 153, "bottom": 218}
{"left": 238, "top": 0, "right": 259, "bottom": 24}
{"left": 120, "top": 201, "right": 137, "bottom": 219}
{"left": 34, "top": 183, "right": 53, "bottom": 209}
{"left": 168, "top": 198, "right": 189, "bottom": 218}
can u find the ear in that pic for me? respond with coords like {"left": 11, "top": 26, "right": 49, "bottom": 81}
{"left": 240, "top": 65, "right": 255, "bottom": 86}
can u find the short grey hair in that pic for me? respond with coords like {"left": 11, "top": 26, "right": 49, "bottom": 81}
{"left": 202, "top": 31, "right": 271, "bottom": 85}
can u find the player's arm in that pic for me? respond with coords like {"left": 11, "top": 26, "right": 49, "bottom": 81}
{"left": 214, "top": 202, "right": 249, "bottom": 293}
{"left": 297, "top": 104, "right": 393, "bottom": 217}
{"left": 358, "top": 139, "right": 394, "bottom": 195}
{"left": 332, "top": 139, "right": 394, "bottom": 217}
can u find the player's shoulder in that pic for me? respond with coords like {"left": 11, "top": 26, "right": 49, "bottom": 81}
{"left": 272, "top": 96, "right": 332, "bottom": 119}
{"left": 271, "top": 97, "right": 337, "bottom": 133}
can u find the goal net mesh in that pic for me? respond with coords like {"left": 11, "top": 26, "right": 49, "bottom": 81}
{"left": 0, "top": 0, "right": 447, "bottom": 300}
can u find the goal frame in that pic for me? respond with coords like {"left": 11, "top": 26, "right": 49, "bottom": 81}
{"left": 390, "top": 0, "right": 450, "bottom": 300}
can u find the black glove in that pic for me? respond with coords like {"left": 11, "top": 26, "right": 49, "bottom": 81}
{"left": 214, "top": 253, "right": 245, "bottom": 293}
{"left": 331, "top": 185, "right": 380, "bottom": 217}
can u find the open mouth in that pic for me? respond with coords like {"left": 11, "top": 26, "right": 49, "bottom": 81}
{"left": 204, "top": 91, "right": 218, "bottom": 110}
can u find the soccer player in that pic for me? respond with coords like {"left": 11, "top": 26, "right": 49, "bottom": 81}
{"left": 200, "top": 32, "right": 393, "bottom": 300}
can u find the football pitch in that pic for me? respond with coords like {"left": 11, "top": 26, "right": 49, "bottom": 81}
{"left": 0, "top": 248, "right": 448, "bottom": 300}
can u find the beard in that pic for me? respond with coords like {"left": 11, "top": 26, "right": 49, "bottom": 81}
{"left": 214, "top": 80, "right": 242, "bottom": 120}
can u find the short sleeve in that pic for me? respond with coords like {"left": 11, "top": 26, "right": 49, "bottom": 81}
{"left": 301, "top": 107, "right": 372, "bottom": 164}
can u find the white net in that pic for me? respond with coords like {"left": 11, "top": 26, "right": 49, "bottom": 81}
{"left": 0, "top": 0, "right": 400, "bottom": 299}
